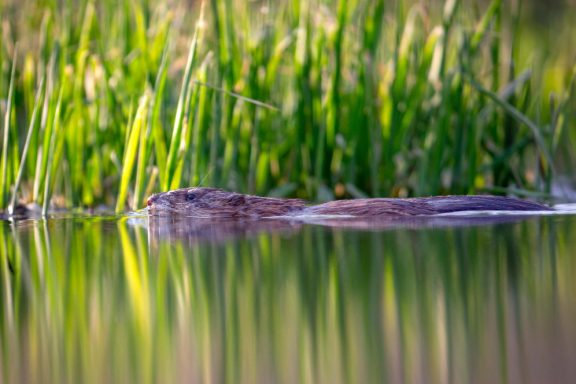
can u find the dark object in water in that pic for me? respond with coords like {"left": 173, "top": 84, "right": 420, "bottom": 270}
{"left": 146, "top": 187, "right": 551, "bottom": 218}
{"left": 0, "top": 204, "right": 33, "bottom": 221}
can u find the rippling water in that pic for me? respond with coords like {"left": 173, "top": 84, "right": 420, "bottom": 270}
{"left": 1, "top": 212, "right": 575, "bottom": 383}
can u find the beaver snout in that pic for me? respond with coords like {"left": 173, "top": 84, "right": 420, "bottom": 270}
{"left": 147, "top": 194, "right": 159, "bottom": 207}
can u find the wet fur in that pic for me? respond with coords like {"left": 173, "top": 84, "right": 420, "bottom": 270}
{"left": 305, "top": 195, "right": 550, "bottom": 216}
{"left": 147, "top": 187, "right": 551, "bottom": 218}
{"left": 147, "top": 187, "right": 307, "bottom": 218}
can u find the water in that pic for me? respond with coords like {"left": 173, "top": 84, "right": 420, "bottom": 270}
{"left": 1, "top": 212, "right": 576, "bottom": 383}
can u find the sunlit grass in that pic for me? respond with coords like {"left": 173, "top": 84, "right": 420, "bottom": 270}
{"left": 0, "top": 0, "right": 574, "bottom": 211}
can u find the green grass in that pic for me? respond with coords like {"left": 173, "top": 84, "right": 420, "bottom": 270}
{"left": 0, "top": 0, "right": 574, "bottom": 211}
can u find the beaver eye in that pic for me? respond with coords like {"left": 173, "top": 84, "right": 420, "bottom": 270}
{"left": 186, "top": 192, "right": 197, "bottom": 201}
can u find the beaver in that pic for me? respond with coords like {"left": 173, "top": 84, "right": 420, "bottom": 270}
{"left": 146, "top": 187, "right": 551, "bottom": 218}
{"left": 0, "top": 204, "right": 34, "bottom": 221}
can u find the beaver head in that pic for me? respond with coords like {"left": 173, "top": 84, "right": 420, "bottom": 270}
{"left": 147, "top": 187, "right": 307, "bottom": 218}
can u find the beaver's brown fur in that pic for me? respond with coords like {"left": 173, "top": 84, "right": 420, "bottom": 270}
{"left": 146, "top": 187, "right": 551, "bottom": 218}
{"left": 147, "top": 187, "right": 307, "bottom": 218}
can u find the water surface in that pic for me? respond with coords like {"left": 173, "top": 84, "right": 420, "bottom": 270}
{"left": 1, "top": 213, "right": 575, "bottom": 383}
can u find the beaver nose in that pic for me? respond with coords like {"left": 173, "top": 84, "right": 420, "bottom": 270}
{"left": 147, "top": 194, "right": 158, "bottom": 207}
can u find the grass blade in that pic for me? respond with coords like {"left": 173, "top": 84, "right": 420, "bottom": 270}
{"left": 9, "top": 76, "right": 45, "bottom": 214}
{"left": 116, "top": 93, "right": 150, "bottom": 212}
{"left": 467, "top": 77, "right": 555, "bottom": 175}
{"left": 1, "top": 52, "right": 16, "bottom": 208}
{"left": 164, "top": 0, "right": 205, "bottom": 191}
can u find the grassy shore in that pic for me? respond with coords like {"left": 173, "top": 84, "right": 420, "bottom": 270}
{"left": 0, "top": 0, "right": 574, "bottom": 211}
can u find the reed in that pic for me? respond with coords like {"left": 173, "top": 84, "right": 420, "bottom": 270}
{"left": 0, "top": 0, "right": 574, "bottom": 210}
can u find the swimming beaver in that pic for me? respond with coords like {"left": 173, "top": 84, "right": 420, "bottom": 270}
{"left": 146, "top": 187, "right": 551, "bottom": 218}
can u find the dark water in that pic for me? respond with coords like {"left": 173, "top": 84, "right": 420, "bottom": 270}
{"left": 1, "top": 213, "right": 575, "bottom": 383}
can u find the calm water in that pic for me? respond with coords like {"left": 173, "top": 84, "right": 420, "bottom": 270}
{"left": 1, "top": 213, "right": 576, "bottom": 383}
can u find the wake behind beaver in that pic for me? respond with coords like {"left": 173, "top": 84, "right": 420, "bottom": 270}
{"left": 146, "top": 187, "right": 552, "bottom": 219}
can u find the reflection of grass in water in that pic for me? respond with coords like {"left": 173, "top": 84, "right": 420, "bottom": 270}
{"left": 1, "top": 217, "right": 575, "bottom": 382}
{"left": 0, "top": 0, "right": 574, "bottom": 211}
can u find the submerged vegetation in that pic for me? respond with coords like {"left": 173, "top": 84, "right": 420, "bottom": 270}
{"left": 0, "top": 0, "right": 574, "bottom": 211}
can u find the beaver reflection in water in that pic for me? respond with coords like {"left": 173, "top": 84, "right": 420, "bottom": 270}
{"left": 146, "top": 187, "right": 551, "bottom": 218}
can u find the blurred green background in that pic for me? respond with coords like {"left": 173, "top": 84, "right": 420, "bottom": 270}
{"left": 0, "top": 0, "right": 574, "bottom": 212}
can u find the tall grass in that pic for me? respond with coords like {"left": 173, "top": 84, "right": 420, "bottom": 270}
{"left": 0, "top": 0, "right": 574, "bottom": 211}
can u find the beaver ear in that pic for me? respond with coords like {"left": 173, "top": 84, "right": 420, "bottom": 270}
{"left": 228, "top": 194, "right": 245, "bottom": 206}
